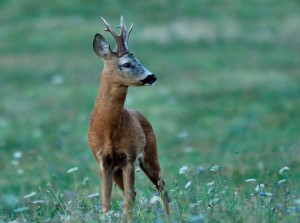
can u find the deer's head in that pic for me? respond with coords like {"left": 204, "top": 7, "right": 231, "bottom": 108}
{"left": 93, "top": 16, "right": 157, "bottom": 86}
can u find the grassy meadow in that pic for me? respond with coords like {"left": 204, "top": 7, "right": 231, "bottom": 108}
{"left": 1, "top": 0, "right": 300, "bottom": 222}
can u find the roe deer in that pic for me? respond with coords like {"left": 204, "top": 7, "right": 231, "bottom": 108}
{"left": 88, "top": 16, "right": 170, "bottom": 222}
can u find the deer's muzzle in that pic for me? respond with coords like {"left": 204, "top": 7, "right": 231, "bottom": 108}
{"left": 141, "top": 74, "right": 157, "bottom": 85}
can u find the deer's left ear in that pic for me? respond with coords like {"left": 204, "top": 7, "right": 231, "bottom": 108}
{"left": 93, "top": 34, "right": 113, "bottom": 59}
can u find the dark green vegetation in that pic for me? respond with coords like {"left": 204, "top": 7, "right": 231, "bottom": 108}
{"left": 1, "top": 0, "right": 300, "bottom": 222}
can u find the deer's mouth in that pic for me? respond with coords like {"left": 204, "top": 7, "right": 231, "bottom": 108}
{"left": 141, "top": 74, "right": 157, "bottom": 85}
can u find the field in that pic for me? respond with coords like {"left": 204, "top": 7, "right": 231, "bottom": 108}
{"left": 1, "top": 0, "right": 300, "bottom": 222}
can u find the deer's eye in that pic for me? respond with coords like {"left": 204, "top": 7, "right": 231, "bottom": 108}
{"left": 122, "top": 63, "right": 131, "bottom": 68}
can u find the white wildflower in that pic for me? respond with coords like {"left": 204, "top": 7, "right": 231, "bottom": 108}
{"left": 210, "top": 197, "right": 219, "bottom": 204}
{"left": 245, "top": 178, "right": 256, "bottom": 182}
{"left": 149, "top": 195, "right": 159, "bottom": 204}
{"left": 278, "top": 179, "right": 287, "bottom": 185}
{"left": 67, "top": 167, "right": 78, "bottom": 173}
{"left": 32, "top": 200, "right": 45, "bottom": 204}
{"left": 206, "top": 181, "right": 215, "bottom": 187}
{"left": 13, "top": 151, "right": 22, "bottom": 159}
{"left": 24, "top": 192, "right": 36, "bottom": 199}
{"left": 51, "top": 75, "right": 64, "bottom": 85}
{"left": 179, "top": 165, "right": 189, "bottom": 174}
{"left": 265, "top": 192, "right": 273, "bottom": 196}
{"left": 113, "top": 212, "right": 121, "bottom": 218}
{"left": 81, "top": 176, "right": 89, "bottom": 185}
{"left": 210, "top": 164, "right": 220, "bottom": 172}
{"left": 294, "top": 198, "right": 300, "bottom": 205}
{"left": 11, "top": 160, "right": 19, "bottom": 166}
{"left": 184, "top": 146, "right": 194, "bottom": 153}
{"left": 255, "top": 184, "right": 265, "bottom": 192}
{"left": 14, "top": 206, "right": 29, "bottom": 213}
{"left": 177, "top": 131, "right": 188, "bottom": 139}
{"left": 279, "top": 166, "right": 290, "bottom": 175}
{"left": 17, "top": 169, "right": 24, "bottom": 175}
{"left": 139, "top": 197, "right": 148, "bottom": 205}
{"left": 60, "top": 215, "right": 71, "bottom": 221}
{"left": 88, "top": 193, "right": 99, "bottom": 198}
{"left": 185, "top": 181, "right": 192, "bottom": 189}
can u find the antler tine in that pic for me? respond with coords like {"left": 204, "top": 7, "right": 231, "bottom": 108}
{"left": 120, "top": 16, "right": 133, "bottom": 48}
{"left": 100, "top": 16, "right": 129, "bottom": 57}
{"left": 100, "top": 17, "right": 119, "bottom": 40}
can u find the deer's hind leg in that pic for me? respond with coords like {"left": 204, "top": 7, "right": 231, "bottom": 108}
{"left": 134, "top": 111, "right": 170, "bottom": 215}
{"left": 139, "top": 154, "right": 170, "bottom": 215}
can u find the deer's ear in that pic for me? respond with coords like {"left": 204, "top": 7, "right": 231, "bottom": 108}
{"left": 93, "top": 34, "right": 113, "bottom": 59}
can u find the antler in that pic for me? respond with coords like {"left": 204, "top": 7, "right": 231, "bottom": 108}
{"left": 101, "top": 16, "right": 133, "bottom": 57}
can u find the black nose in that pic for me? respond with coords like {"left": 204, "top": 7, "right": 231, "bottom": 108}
{"left": 142, "top": 74, "right": 157, "bottom": 85}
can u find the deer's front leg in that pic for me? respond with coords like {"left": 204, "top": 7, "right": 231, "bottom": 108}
{"left": 121, "top": 162, "right": 136, "bottom": 223}
{"left": 99, "top": 155, "right": 113, "bottom": 214}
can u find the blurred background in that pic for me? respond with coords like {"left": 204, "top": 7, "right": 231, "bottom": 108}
{"left": 0, "top": 0, "right": 300, "bottom": 219}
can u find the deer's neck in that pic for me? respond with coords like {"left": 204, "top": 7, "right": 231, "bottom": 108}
{"left": 92, "top": 72, "right": 128, "bottom": 135}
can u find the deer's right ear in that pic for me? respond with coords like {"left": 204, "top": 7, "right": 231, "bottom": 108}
{"left": 93, "top": 34, "right": 112, "bottom": 59}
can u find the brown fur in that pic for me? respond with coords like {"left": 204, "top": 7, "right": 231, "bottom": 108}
{"left": 88, "top": 60, "right": 170, "bottom": 222}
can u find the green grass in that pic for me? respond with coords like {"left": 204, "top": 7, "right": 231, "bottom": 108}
{"left": 1, "top": 0, "right": 300, "bottom": 222}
